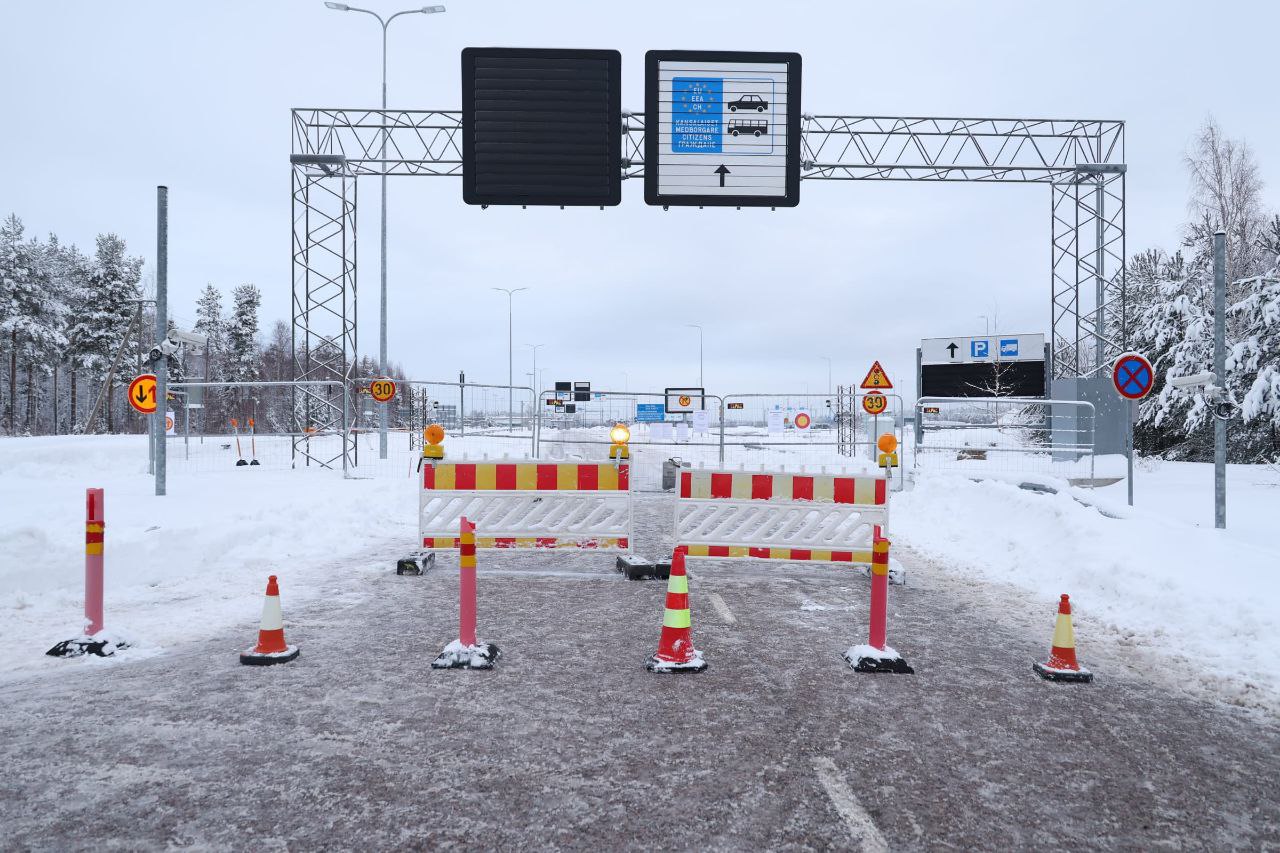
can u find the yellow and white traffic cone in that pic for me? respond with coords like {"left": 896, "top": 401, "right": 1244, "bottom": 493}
{"left": 1033, "top": 594, "right": 1092, "bottom": 683}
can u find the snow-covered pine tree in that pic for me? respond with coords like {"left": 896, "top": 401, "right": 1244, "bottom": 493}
{"left": 225, "top": 283, "right": 262, "bottom": 420}
{"left": 1227, "top": 219, "right": 1280, "bottom": 459}
{"left": 0, "top": 214, "right": 30, "bottom": 433}
{"left": 68, "top": 234, "right": 143, "bottom": 432}
{"left": 0, "top": 218, "right": 69, "bottom": 434}
{"left": 259, "top": 319, "right": 292, "bottom": 432}
{"left": 193, "top": 283, "right": 225, "bottom": 377}
{"left": 21, "top": 234, "right": 69, "bottom": 433}
{"left": 191, "top": 283, "right": 227, "bottom": 429}
{"left": 1132, "top": 244, "right": 1215, "bottom": 459}
{"left": 1128, "top": 119, "right": 1277, "bottom": 461}
{"left": 47, "top": 236, "right": 91, "bottom": 432}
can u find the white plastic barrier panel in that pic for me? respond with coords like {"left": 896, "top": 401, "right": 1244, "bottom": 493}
{"left": 675, "top": 467, "right": 888, "bottom": 565}
{"left": 421, "top": 460, "right": 633, "bottom": 550}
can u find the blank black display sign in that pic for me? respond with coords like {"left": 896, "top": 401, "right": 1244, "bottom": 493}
{"left": 462, "top": 48, "right": 622, "bottom": 207}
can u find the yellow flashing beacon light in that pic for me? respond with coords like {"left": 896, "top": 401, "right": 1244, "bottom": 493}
{"left": 608, "top": 423, "right": 631, "bottom": 460}
{"left": 423, "top": 423, "right": 446, "bottom": 460}
{"left": 877, "top": 432, "right": 899, "bottom": 469}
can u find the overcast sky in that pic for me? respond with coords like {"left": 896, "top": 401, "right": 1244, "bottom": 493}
{"left": 3, "top": 0, "right": 1277, "bottom": 398}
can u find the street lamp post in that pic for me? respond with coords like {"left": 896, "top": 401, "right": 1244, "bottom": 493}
{"left": 524, "top": 343, "right": 544, "bottom": 426}
{"left": 493, "top": 287, "right": 528, "bottom": 430}
{"left": 684, "top": 324, "right": 703, "bottom": 388}
{"left": 323, "top": 1, "right": 446, "bottom": 460}
{"left": 820, "top": 355, "right": 832, "bottom": 396}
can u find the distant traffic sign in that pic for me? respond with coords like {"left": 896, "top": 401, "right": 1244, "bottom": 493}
{"left": 127, "top": 374, "right": 158, "bottom": 414}
{"left": 369, "top": 378, "right": 397, "bottom": 403}
{"left": 921, "top": 334, "right": 1044, "bottom": 365}
{"left": 727, "top": 402, "right": 745, "bottom": 410}
{"left": 645, "top": 50, "right": 802, "bottom": 208}
{"left": 635, "top": 403, "right": 666, "bottom": 422}
{"left": 862, "top": 392, "right": 887, "bottom": 415}
{"left": 664, "top": 387, "right": 704, "bottom": 413}
{"left": 919, "top": 333, "right": 1047, "bottom": 399}
{"left": 860, "top": 361, "right": 893, "bottom": 390}
{"left": 793, "top": 411, "right": 812, "bottom": 430}
{"left": 1113, "top": 352, "right": 1155, "bottom": 400}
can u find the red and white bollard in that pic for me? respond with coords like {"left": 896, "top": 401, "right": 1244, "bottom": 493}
{"left": 844, "top": 536, "right": 913, "bottom": 674}
{"left": 84, "top": 487, "right": 104, "bottom": 635}
{"left": 47, "top": 488, "right": 129, "bottom": 658}
{"left": 431, "top": 516, "right": 501, "bottom": 670}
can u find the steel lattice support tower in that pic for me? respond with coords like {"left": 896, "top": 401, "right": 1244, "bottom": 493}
{"left": 291, "top": 165, "right": 357, "bottom": 471}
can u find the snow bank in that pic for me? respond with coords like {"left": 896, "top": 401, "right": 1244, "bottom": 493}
{"left": 895, "top": 472, "right": 1280, "bottom": 710}
{"left": 0, "top": 435, "right": 416, "bottom": 682}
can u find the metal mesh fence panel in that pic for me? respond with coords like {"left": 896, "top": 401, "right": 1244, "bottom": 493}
{"left": 913, "top": 396, "right": 1096, "bottom": 482}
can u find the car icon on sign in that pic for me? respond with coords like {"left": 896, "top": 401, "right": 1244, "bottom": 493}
{"left": 728, "top": 94, "right": 768, "bottom": 113}
{"left": 728, "top": 119, "right": 767, "bottom": 137}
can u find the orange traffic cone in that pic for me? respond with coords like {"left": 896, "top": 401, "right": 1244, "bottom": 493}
{"left": 240, "top": 575, "right": 300, "bottom": 666}
{"left": 1033, "top": 594, "right": 1092, "bottom": 683}
{"left": 646, "top": 550, "right": 706, "bottom": 673}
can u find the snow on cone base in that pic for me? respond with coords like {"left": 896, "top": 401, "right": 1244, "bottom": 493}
{"left": 646, "top": 648, "right": 707, "bottom": 673}
{"left": 432, "top": 639, "right": 501, "bottom": 670}
{"left": 46, "top": 634, "right": 130, "bottom": 659}
{"left": 240, "top": 645, "right": 300, "bottom": 666}
{"left": 1033, "top": 661, "right": 1093, "bottom": 683}
{"left": 647, "top": 551, "right": 707, "bottom": 674}
{"left": 239, "top": 575, "right": 298, "bottom": 666}
{"left": 844, "top": 644, "right": 914, "bottom": 675}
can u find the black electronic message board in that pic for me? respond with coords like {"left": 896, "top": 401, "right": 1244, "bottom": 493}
{"left": 462, "top": 47, "right": 622, "bottom": 207}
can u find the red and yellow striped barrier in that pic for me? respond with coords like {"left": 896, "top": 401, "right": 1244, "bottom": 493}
{"left": 423, "top": 536, "right": 629, "bottom": 549}
{"left": 423, "top": 462, "right": 629, "bottom": 492}
{"left": 421, "top": 460, "right": 633, "bottom": 551}
{"left": 679, "top": 469, "right": 886, "bottom": 505}
{"left": 679, "top": 544, "right": 874, "bottom": 564}
{"left": 674, "top": 467, "right": 889, "bottom": 567}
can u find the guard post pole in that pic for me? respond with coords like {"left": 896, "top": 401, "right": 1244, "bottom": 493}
{"left": 85, "top": 488, "right": 105, "bottom": 636}
{"left": 1213, "top": 230, "right": 1226, "bottom": 529}
{"left": 154, "top": 186, "right": 168, "bottom": 497}
{"left": 869, "top": 536, "right": 889, "bottom": 650}
{"left": 459, "top": 516, "right": 478, "bottom": 647}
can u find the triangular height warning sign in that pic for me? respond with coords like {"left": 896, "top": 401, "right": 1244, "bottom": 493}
{"left": 860, "top": 361, "right": 893, "bottom": 390}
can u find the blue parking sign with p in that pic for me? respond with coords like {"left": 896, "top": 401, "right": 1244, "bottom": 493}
{"left": 971, "top": 340, "right": 989, "bottom": 358}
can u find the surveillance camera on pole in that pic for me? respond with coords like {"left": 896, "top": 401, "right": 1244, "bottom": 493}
{"left": 1167, "top": 371, "right": 1216, "bottom": 389}
{"left": 1167, "top": 371, "right": 1238, "bottom": 421}
{"left": 167, "top": 328, "right": 208, "bottom": 350}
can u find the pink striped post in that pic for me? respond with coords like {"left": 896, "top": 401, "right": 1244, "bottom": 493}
{"left": 85, "top": 488, "right": 105, "bottom": 636}
{"left": 458, "top": 516, "right": 478, "bottom": 648}
{"left": 868, "top": 536, "right": 889, "bottom": 651}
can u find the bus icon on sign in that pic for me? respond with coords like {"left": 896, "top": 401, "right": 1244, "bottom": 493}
{"left": 1000, "top": 338, "right": 1019, "bottom": 357}
{"left": 971, "top": 340, "right": 989, "bottom": 358}
{"left": 727, "top": 119, "right": 767, "bottom": 137}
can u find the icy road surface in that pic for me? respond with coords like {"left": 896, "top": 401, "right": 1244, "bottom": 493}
{"left": 1, "top": 496, "right": 1277, "bottom": 850}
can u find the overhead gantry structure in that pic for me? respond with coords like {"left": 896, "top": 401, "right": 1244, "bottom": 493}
{"left": 290, "top": 108, "right": 1124, "bottom": 469}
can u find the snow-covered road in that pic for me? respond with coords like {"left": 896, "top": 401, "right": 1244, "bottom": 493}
{"left": 1, "top": 513, "right": 1276, "bottom": 850}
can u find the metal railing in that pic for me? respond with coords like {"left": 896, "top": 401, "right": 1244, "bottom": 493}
{"left": 532, "top": 390, "right": 906, "bottom": 492}
{"left": 913, "top": 396, "right": 1096, "bottom": 482}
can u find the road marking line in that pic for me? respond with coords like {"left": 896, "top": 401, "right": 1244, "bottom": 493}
{"left": 812, "top": 756, "right": 889, "bottom": 853}
{"left": 707, "top": 592, "right": 736, "bottom": 625}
